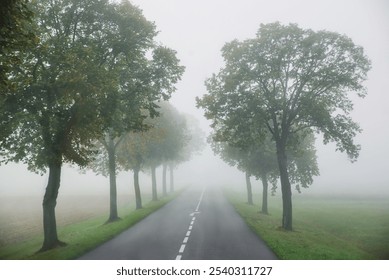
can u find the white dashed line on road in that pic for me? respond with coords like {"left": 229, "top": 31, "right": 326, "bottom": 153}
{"left": 179, "top": 244, "right": 186, "bottom": 253}
{"left": 195, "top": 188, "right": 205, "bottom": 212}
{"left": 175, "top": 188, "right": 205, "bottom": 260}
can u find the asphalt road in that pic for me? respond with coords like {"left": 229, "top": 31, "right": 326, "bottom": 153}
{"left": 79, "top": 187, "right": 277, "bottom": 260}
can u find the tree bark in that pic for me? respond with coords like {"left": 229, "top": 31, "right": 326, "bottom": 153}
{"left": 151, "top": 165, "right": 158, "bottom": 201}
{"left": 260, "top": 173, "right": 269, "bottom": 214}
{"left": 245, "top": 172, "right": 253, "bottom": 205}
{"left": 169, "top": 163, "right": 174, "bottom": 192}
{"left": 276, "top": 141, "right": 293, "bottom": 230}
{"left": 162, "top": 163, "right": 167, "bottom": 196}
{"left": 133, "top": 167, "right": 142, "bottom": 209}
{"left": 107, "top": 135, "right": 119, "bottom": 223}
{"left": 40, "top": 160, "right": 66, "bottom": 251}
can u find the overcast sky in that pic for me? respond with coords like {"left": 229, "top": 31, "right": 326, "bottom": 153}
{"left": 0, "top": 0, "right": 388, "bottom": 197}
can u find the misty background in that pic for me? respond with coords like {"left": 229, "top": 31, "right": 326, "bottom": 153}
{"left": 0, "top": 0, "right": 388, "bottom": 199}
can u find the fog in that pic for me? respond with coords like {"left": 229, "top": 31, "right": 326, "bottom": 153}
{"left": 131, "top": 0, "right": 389, "bottom": 197}
{"left": 1, "top": 0, "right": 388, "bottom": 199}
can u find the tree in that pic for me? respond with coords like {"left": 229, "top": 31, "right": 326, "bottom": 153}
{"left": 91, "top": 44, "right": 184, "bottom": 221}
{"left": 116, "top": 102, "right": 196, "bottom": 203}
{"left": 116, "top": 107, "right": 174, "bottom": 207}
{"left": 116, "top": 130, "right": 153, "bottom": 210}
{"left": 198, "top": 22, "right": 370, "bottom": 230}
{"left": 153, "top": 102, "right": 192, "bottom": 196}
{"left": 0, "top": 0, "right": 36, "bottom": 93}
{"left": 208, "top": 104, "right": 318, "bottom": 215}
{"left": 0, "top": 0, "right": 37, "bottom": 144}
{"left": 210, "top": 134, "right": 278, "bottom": 213}
{"left": 211, "top": 140, "right": 257, "bottom": 205}
{"left": 241, "top": 142, "right": 279, "bottom": 214}
{"left": 85, "top": 0, "right": 157, "bottom": 222}
{"left": 0, "top": 0, "right": 179, "bottom": 251}
{"left": 165, "top": 113, "right": 205, "bottom": 192}
{"left": 0, "top": 0, "right": 117, "bottom": 251}
{"left": 135, "top": 102, "right": 189, "bottom": 199}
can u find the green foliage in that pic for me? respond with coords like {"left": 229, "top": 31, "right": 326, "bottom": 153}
{"left": 149, "top": 46, "right": 186, "bottom": 103}
{"left": 198, "top": 22, "right": 371, "bottom": 161}
{"left": 152, "top": 102, "right": 191, "bottom": 165}
{"left": 287, "top": 133, "right": 319, "bottom": 192}
{"left": 117, "top": 130, "right": 153, "bottom": 172}
{"left": 116, "top": 101, "right": 191, "bottom": 172}
{"left": 0, "top": 0, "right": 37, "bottom": 93}
{"left": 211, "top": 135, "right": 277, "bottom": 178}
{"left": 0, "top": 0, "right": 143, "bottom": 170}
{"left": 0, "top": 0, "right": 184, "bottom": 173}
{"left": 211, "top": 132, "right": 319, "bottom": 194}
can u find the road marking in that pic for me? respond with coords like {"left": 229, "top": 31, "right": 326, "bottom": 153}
{"left": 195, "top": 187, "right": 205, "bottom": 212}
{"left": 190, "top": 211, "right": 201, "bottom": 216}
{"left": 176, "top": 187, "right": 206, "bottom": 260}
{"left": 179, "top": 244, "right": 186, "bottom": 253}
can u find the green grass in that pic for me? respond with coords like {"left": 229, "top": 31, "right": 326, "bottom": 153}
{"left": 0, "top": 193, "right": 179, "bottom": 260}
{"left": 226, "top": 191, "right": 389, "bottom": 260}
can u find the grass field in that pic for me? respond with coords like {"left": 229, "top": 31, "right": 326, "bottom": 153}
{"left": 0, "top": 192, "right": 179, "bottom": 260}
{"left": 0, "top": 194, "right": 134, "bottom": 247}
{"left": 227, "top": 190, "right": 389, "bottom": 260}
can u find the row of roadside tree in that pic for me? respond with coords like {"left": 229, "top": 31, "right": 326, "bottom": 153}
{"left": 197, "top": 22, "right": 371, "bottom": 231}
{"left": 0, "top": 0, "right": 205, "bottom": 252}
{"left": 90, "top": 101, "right": 204, "bottom": 222}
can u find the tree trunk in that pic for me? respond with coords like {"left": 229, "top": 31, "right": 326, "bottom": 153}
{"left": 276, "top": 142, "right": 293, "bottom": 231}
{"left": 260, "top": 173, "right": 269, "bottom": 214}
{"left": 40, "top": 160, "right": 66, "bottom": 251}
{"left": 133, "top": 168, "right": 142, "bottom": 209}
{"left": 245, "top": 172, "right": 253, "bottom": 205}
{"left": 162, "top": 163, "right": 167, "bottom": 196}
{"left": 107, "top": 135, "right": 119, "bottom": 223}
{"left": 169, "top": 163, "right": 174, "bottom": 192}
{"left": 151, "top": 165, "right": 158, "bottom": 201}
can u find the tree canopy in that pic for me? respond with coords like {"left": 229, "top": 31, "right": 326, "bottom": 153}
{"left": 1, "top": 0, "right": 159, "bottom": 170}
{"left": 0, "top": 0, "right": 36, "bottom": 93}
{"left": 197, "top": 22, "right": 370, "bottom": 230}
{"left": 117, "top": 102, "right": 191, "bottom": 199}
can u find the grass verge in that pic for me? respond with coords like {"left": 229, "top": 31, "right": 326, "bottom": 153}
{"left": 0, "top": 192, "right": 180, "bottom": 260}
{"left": 226, "top": 191, "right": 389, "bottom": 260}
